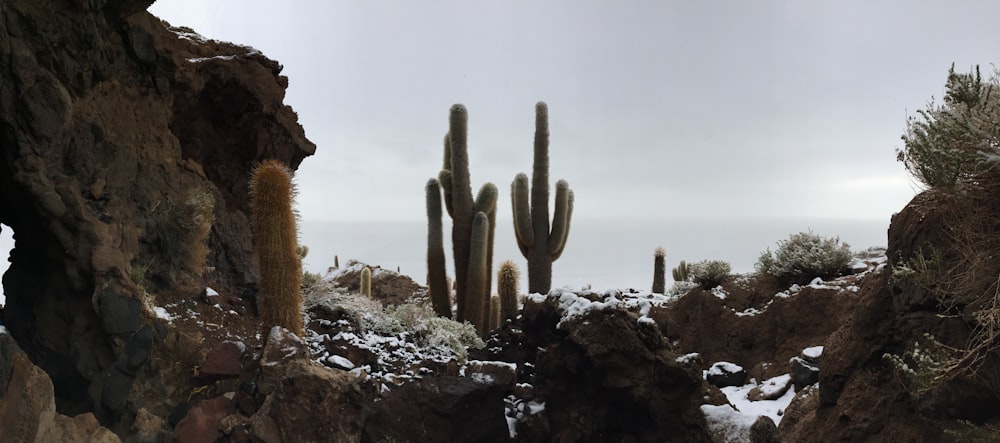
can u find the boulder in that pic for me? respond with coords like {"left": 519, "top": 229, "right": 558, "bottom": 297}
{"left": 706, "top": 361, "right": 747, "bottom": 388}
{"left": 790, "top": 356, "right": 819, "bottom": 388}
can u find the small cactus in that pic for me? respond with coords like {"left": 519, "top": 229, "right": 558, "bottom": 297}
{"left": 361, "top": 267, "right": 372, "bottom": 298}
{"left": 295, "top": 245, "right": 309, "bottom": 260}
{"left": 652, "top": 247, "right": 666, "bottom": 294}
{"left": 672, "top": 260, "right": 690, "bottom": 282}
{"left": 498, "top": 260, "right": 520, "bottom": 322}
{"left": 334, "top": 255, "right": 340, "bottom": 269}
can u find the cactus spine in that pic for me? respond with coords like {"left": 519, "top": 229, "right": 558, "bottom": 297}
{"left": 249, "top": 160, "right": 303, "bottom": 336}
{"left": 428, "top": 104, "right": 497, "bottom": 336}
{"left": 653, "top": 247, "right": 666, "bottom": 294}
{"left": 360, "top": 267, "right": 372, "bottom": 298}
{"left": 672, "top": 260, "right": 689, "bottom": 282}
{"left": 498, "top": 260, "right": 520, "bottom": 322}
{"left": 512, "top": 102, "right": 574, "bottom": 294}
{"left": 426, "top": 178, "right": 451, "bottom": 318}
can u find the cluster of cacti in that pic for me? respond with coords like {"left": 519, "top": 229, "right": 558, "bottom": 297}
{"left": 672, "top": 260, "right": 690, "bottom": 282}
{"left": 512, "top": 102, "right": 574, "bottom": 295}
{"left": 360, "top": 267, "right": 372, "bottom": 298}
{"left": 426, "top": 104, "right": 498, "bottom": 337}
{"left": 295, "top": 244, "right": 309, "bottom": 260}
{"left": 652, "top": 247, "right": 666, "bottom": 294}
{"left": 249, "top": 160, "right": 303, "bottom": 336}
{"left": 497, "top": 260, "right": 520, "bottom": 322}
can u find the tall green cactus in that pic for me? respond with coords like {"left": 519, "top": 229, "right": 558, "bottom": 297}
{"left": 653, "top": 247, "right": 666, "bottom": 294}
{"left": 426, "top": 178, "right": 451, "bottom": 318}
{"left": 512, "top": 102, "right": 574, "bottom": 294}
{"left": 428, "top": 104, "right": 497, "bottom": 336}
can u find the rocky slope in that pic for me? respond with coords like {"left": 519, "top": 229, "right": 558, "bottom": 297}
{"left": 0, "top": 0, "right": 312, "bottom": 433}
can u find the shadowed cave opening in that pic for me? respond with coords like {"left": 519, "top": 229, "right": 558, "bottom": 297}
{"left": 0, "top": 134, "right": 112, "bottom": 419}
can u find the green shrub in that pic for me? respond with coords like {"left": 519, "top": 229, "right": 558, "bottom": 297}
{"left": 686, "top": 259, "right": 732, "bottom": 289}
{"left": 755, "top": 231, "right": 852, "bottom": 284}
{"left": 896, "top": 64, "right": 1000, "bottom": 189}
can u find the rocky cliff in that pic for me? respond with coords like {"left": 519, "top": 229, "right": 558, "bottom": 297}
{"left": 0, "top": 0, "right": 313, "bottom": 432}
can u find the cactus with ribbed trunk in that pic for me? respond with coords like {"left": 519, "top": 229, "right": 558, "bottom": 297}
{"left": 426, "top": 178, "right": 451, "bottom": 318}
{"left": 250, "top": 160, "right": 303, "bottom": 336}
{"left": 512, "top": 102, "right": 574, "bottom": 294}
{"left": 653, "top": 247, "right": 666, "bottom": 294}
{"left": 360, "top": 267, "right": 372, "bottom": 298}
{"left": 427, "top": 104, "right": 497, "bottom": 336}
{"left": 489, "top": 295, "right": 501, "bottom": 331}
{"left": 672, "top": 260, "right": 690, "bottom": 282}
{"left": 498, "top": 260, "right": 520, "bottom": 322}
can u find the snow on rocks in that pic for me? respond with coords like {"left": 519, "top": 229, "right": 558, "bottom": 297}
{"left": 706, "top": 362, "right": 748, "bottom": 388}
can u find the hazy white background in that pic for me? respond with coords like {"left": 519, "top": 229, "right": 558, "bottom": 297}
{"left": 6, "top": 1, "right": 1000, "bottom": 299}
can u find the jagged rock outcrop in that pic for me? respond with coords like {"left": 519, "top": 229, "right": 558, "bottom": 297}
{"left": 481, "top": 290, "right": 722, "bottom": 442}
{"left": 0, "top": 0, "right": 313, "bottom": 434}
{"left": 779, "top": 191, "right": 1000, "bottom": 441}
{"left": 0, "top": 331, "right": 120, "bottom": 442}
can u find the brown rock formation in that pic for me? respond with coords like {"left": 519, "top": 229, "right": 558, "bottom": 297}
{"left": 0, "top": 0, "right": 312, "bottom": 432}
{"left": 779, "top": 190, "right": 1000, "bottom": 441}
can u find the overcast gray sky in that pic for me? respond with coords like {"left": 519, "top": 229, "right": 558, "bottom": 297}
{"left": 149, "top": 0, "right": 1000, "bottom": 222}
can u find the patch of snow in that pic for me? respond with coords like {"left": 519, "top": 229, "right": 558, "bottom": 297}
{"left": 735, "top": 307, "right": 762, "bottom": 317}
{"left": 151, "top": 306, "right": 174, "bottom": 321}
{"left": 0, "top": 325, "right": 6, "bottom": 335}
{"left": 529, "top": 288, "right": 623, "bottom": 328}
{"left": 711, "top": 286, "right": 728, "bottom": 300}
{"left": 701, "top": 404, "right": 757, "bottom": 443}
{"left": 718, "top": 381, "right": 797, "bottom": 426}
{"left": 759, "top": 374, "right": 792, "bottom": 398}
{"left": 327, "top": 355, "right": 355, "bottom": 370}
{"left": 675, "top": 353, "right": 699, "bottom": 364}
{"left": 470, "top": 372, "right": 495, "bottom": 384}
{"left": 205, "top": 287, "right": 219, "bottom": 296}
{"left": 526, "top": 401, "right": 545, "bottom": 415}
{"left": 806, "top": 277, "right": 837, "bottom": 290}
{"left": 802, "top": 346, "right": 823, "bottom": 360}
{"left": 637, "top": 316, "right": 656, "bottom": 326}
{"left": 708, "top": 362, "right": 743, "bottom": 377}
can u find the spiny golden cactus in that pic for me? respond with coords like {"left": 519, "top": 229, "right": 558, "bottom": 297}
{"left": 498, "top": 260, "right": 520, "bottom": 322}
{"left": 489, "top": 295, "right": 501, "bottom": 331}
{"left": 250, "top": 160, "right": 303, "bottom": 336}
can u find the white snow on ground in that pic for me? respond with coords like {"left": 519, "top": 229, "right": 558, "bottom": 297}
{"left": 802, "top": 346, "right": 823, "bottom": 360}
{"left": 703, "top": 377, "right": 797, "bottom": 441}
{"left": 711, "top": 285, "right": 728, "bottom": 300}
{"left": 758, "top": 374, "right": 792, "bottom": 398}
{"left": 676, "top": 353, "right": 699, "bottom": 364}
{"left": 701, "top": 404, "right": 759, "bottom": 443}
{"left": 151, "top": 306, "right": 174, "bottom": 322}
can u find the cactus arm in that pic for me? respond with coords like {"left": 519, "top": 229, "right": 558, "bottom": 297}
{"left": 439, "top": 135, "right": 455, "bottom": 218}
{"left": 511, "top": 173, "right": 533, "bottom": 256}
{"left": 474, "top": 183, "right": 498, "bottom": 214}
{"left": 547, "top": 180, "right": 572, "bottom": 259}
{"left": 448, "top": 105, "right": 474, "bottom": 321}
{"left": 548, "top": 188, "right": 573, "bottom": 261}
{"left": 361, "top": 267, "right": 372, "bottom": 298}
{"left": 465, "top": 212, "right": 490, "bottom": 336}
{"left": 474, "top": 182, "right": 498, "bottom": 327}
{"left": 426, "top": 178, "right": 451, "bottom": 318}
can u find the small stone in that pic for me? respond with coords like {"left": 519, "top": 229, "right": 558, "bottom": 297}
{"left": 197, "top": 341, "right": 244, "bottom": 382}
{"left": 173, "top": 396, "right": 236, "bottom": 443}
{"left": 706, "top": 361, "right": 747, "bottom": 388}
{"left": 790, "top": 356, "right": 820, "bottom": 388}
